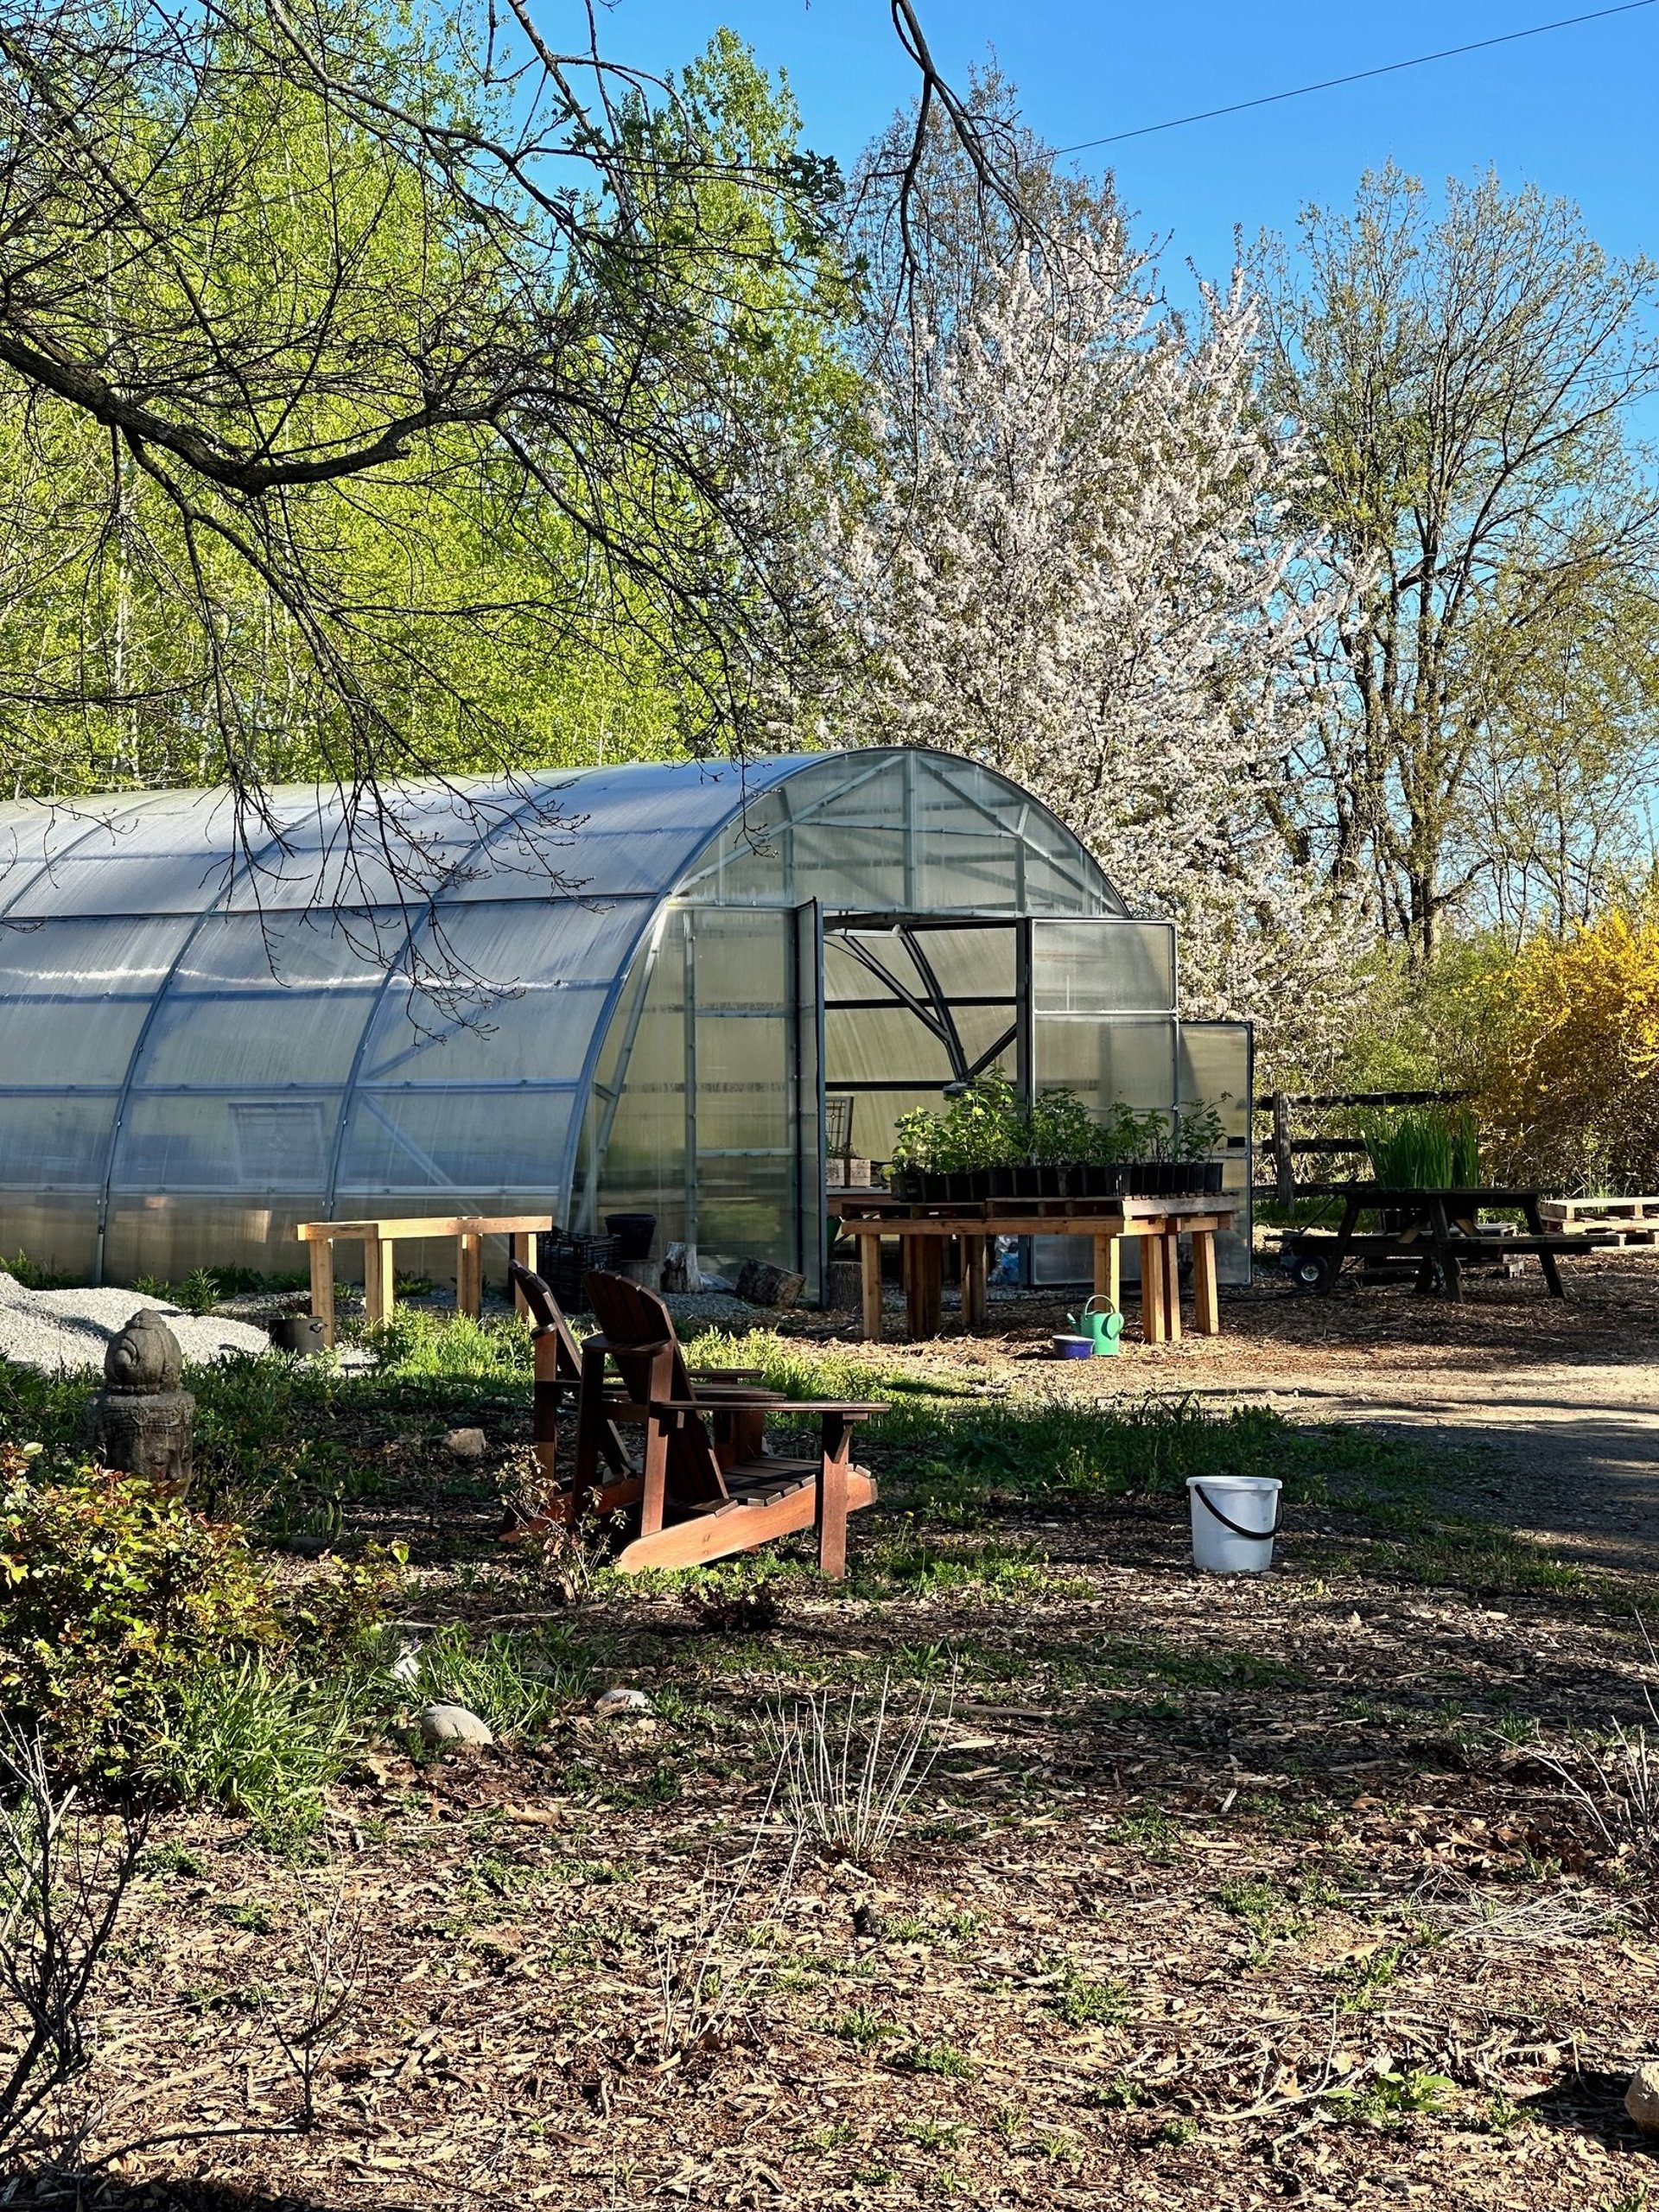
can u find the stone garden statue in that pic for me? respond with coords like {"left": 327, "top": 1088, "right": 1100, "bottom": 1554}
{"left": 80, "top": 1309, "right": 195, "bottom": 1494}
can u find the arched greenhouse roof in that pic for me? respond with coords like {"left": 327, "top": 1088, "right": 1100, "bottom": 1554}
{"left": 0, "top": 748, "right": 1126, "bottom": 1281}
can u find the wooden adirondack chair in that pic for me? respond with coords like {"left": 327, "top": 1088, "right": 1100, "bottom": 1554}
{"left": 574, "top": 1271, "right": 882, "bottom": 1575}
{"left": 502, "top": 1259, "right": 636, "bottom": 1538}
{"left": 502, "top": 1259, "right": 782, "bottom": 1542}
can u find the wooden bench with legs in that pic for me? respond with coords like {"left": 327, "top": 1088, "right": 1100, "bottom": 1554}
{"left": 574, "top": 1272, "right": 883, "bottom": 1576}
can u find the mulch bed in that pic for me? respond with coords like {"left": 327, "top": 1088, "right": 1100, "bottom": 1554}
{"left": 30, "top": 1488, "right": 1659, "bottom": 2212}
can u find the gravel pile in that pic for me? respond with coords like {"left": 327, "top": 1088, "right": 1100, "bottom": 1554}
{"left": 0, "top": 1271, "right": 270, "bottom": 1375}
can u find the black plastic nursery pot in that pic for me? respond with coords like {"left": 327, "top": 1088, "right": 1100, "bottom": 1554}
{"left": 988, "top": 1165, "right": 1017, "bottom": 1198}
{"left": 1014, "top": 1164, "right": 1044, "bottom": 1198}
{"left": 606, "top": 1212, "right": 657, "bottom": 1262}
{"left": 269, "top": 1313, "right": 328, "bottom": 1357}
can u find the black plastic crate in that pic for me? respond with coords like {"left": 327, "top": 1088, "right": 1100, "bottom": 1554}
{"left": 537, "top": 1231, "right": 616, "bottom": 1311}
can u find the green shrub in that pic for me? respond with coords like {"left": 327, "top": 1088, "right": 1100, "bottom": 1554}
{"left": 0, "top": 1444, "right": 279, "bottom": 1770}
{"left": 282, "top": 1541, "right": 409, "bottom": 1660}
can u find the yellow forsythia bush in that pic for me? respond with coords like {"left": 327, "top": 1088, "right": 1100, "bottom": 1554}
{"left": 1473, "top": 901, "right": 1659, "bottom": 1193}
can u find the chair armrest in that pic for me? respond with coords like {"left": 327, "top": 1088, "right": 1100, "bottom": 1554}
{"left": 586, "top": 1334, "right": 675, "bottom": 1358}
{"left": 651, "top": 1396, "right": 886, "bottom": 1418}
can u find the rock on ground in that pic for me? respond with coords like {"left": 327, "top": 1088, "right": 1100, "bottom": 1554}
{"left": 419, "top": 1702, "right": 494, "bottom": 1747}
{"left": 0, "top": 1272, "right": 270, "bottom": 1375}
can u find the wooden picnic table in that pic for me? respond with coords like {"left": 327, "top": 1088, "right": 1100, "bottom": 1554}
{"left": 827, "top": 1192, "right": 1237, "bottom": 1345}
{"left": 1293, "top": 1185, "right": 1611, "bottom": 1301}
{"left": 297, "top": 1211, "right": 554, "bottom": 1344}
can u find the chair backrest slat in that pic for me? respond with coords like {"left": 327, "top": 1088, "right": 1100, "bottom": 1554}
{"left": 584, "top": 1272, "right": 724, "bottom": 1503}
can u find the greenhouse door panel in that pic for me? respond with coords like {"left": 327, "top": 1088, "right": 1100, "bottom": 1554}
{"left": 1179, "top": 1020, "right": 1254, "bottom": 1287}
{"left": 679, "top": 906, "right": 815, "bottom": 1297}
{"left": 791, "top": 902, "right": 826, "bottom": 1303}
{"left": 1025, "top": 919, "right": 1177, "bottom": 1287}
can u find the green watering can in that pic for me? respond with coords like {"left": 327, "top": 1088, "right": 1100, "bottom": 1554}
{"left": 1067, "top": 1294, "right": 1124, "bottom": 1356}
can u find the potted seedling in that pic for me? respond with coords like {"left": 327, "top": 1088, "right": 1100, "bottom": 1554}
{"left": 889, "top": 1109, "right": 937, "bottom": 1203}
{"left": 946, "top": 1068, "right": 1020, "bottom": 1200}
{"left": 1174, "top": 1097, "right": 1227, "bottom": 1195}
{"left": 1129, "top": 1108, "right": 1172, "bottom": 1196}
{"left": 1029, "top": 1084, "right": 1093, "bottom": 1198}
{"left": 1083, "top": 1101, "right": 1136, "bottom": 1197}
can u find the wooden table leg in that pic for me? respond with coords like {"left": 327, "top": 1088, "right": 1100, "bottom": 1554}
{"left": 858, "top": 1231, "right": 884, "bottom": 1342}
{"left": 1322, "top": 1192, "right": 1362, "bottom": 1295}
{"left": 457, "top": 1230, "right": 483, "bottom": 1319}
{"left": 1523, "top": 1194, "right": 1566, "bottom": 1297}
{"left": 510, "top": 1230, "right": 534, "bottom": 1318}
{"left": 961, "top": 1235, "right": 988, "bottom": 1332}
{"left": 906, "top": 1236, "right": 943, "bottom": 1339}
{"left": 1192, "top": 1228, "right": 1219, "bottom": 1334}
{"left": 1093, "top": 1232, "right": 1121, "bottom": 1312}
{"left": 1427, "top": 1197, "right": 1461, "bottom": 1301}
{"left": 1139, "top": 1231, "right": 1166, "bottom": 1343}
{"left": 1160, "top": 1229, "right": 1183, "bottom": 1344}
{"left": 363, "top": 1234, "right": 395, "bottom": 1328}
{"left": 308, "top": 1236, "right": 336, "bottom": 1349}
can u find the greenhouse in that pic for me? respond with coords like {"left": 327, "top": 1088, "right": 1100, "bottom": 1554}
{"left": 0, "top": 747, "right": 1251, "bottom": 1299}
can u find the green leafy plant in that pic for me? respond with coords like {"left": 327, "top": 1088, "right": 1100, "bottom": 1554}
{"left": 1087, "top": 1101, "right": 1141, "bottom": 1164}
{"left": 1027, "top": 1084, "right": 1092, "bottom": 1165}
{"left": 890, "top": 1109, "right": 938, "bottom": 1176}
{"left": 281, "top": 1542, "right": 409, "bottom": 1660}
{"left": 1174, "top": 1098, "right": 1226, "bottom": 1160}
{"left": 1357, "top": 1106, "right": 1478, "bottom": 1189}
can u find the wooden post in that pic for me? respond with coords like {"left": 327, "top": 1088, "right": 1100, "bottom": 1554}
{"left": 817, "top": 1413, "right": 850, "bottom": 1579}
{"left": 307, "top": 1235, "right": 336, "bottom": 1349}
{"left": 363, "top": 1234, "right": 395, "bottom": 1328}
{"left": 456, "top": 1229, "right": 483, "bottom": 1320}
{"left": 1139, "top": 1230, "right": 1166, "bottom": 1344}
{"left": 1192, "top": 1228, "right": 1219, "bottom": 1335}
{"left": 915, "top": 1236, "right": 943, "bottom": 1338}
{"left": 858, "top": 1231, "right": 884, "bottom": 1344}
{"left": 1272, "top": 1091, "right": 1295, "bottom": 1206}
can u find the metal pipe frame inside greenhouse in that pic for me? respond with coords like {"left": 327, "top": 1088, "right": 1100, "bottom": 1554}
{"left": 0, "top": 747, "right": 1252, "bottom": 1299}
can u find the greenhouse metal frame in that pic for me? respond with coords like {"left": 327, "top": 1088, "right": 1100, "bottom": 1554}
{"left": 0, "top": 748, "right": 1252, "bottom": 1297}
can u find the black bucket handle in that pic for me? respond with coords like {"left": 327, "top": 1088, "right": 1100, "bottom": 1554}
{"left": 1192, "top": 1482, "right": 1281, "bottom": 1542}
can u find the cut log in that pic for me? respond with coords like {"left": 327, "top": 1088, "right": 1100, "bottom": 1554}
{"left": 735, "top": 1258, "right": 805, "bottom": 1310}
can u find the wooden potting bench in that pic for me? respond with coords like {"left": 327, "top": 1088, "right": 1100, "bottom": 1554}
{"left": 296, "top": 1211, "right": 554, "bottom": 1344}
{"left": 827, "top": 1193, "right": 1236, "bottom": 1344}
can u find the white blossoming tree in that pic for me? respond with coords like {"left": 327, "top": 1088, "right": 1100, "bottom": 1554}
{"left": 830, "top": 223, "right": 1362, "bottom": 1075}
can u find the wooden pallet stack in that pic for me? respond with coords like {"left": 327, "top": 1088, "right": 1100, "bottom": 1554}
{"left": 1539, "top": 1196, "right": 1659, "bottom": 1247}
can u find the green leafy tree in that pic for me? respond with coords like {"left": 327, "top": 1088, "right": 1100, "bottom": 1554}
{"left": 1257, "top": 165, "right": 1659, "bottom": 965}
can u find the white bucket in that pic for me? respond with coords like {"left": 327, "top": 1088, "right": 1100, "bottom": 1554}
{"left": 1186, "top": 1476, "right": 1281, "bottom": 1573}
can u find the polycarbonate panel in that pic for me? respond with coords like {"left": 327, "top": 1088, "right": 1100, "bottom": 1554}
{"left": 1031, "top": 919, "right": 1175, "bottom": 1014}
{"left": 0, "top": 1094, "right": 119, "bottom": 1189}
{"left": 0, "top": 914, "right": 194, "bottom": 1085}
{"left": 357, "top": 898, "right": 651, "bottom": 1085}
{"left": 334, "top": 1087, "right": 571, "bottom": 1197}
{"left": 825, "top": 1003, "right": 957, "bottom": 1088}
{"left": 0, "top": 1192, "right": 98, "bottom": 1277}
{"left": 130, "top": 912, "right": 384, "bottom": 1090}
{"left": 102, "top": 1195, "right": 317, "bottom": 1286}
{"left": 1035, "top": 1015, "right": 1177, "bottom": 1108}
{"left": 5, "top": 791, "right": 245, "bottom": 918}
{"left": 113, "top": 1090, "right": 343, "bottom": 1192}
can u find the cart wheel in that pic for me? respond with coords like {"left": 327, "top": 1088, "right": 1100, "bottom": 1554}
{"left": 1288, "top": 1254, "right": 1332, "bottom": 1294}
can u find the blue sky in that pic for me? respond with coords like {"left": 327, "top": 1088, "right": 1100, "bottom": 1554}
{"left": 601, "top": 1, "right": 1657, "bottom": 290}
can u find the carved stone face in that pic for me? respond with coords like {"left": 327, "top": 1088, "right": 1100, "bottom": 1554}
{"left": 104, "top": 1309, "right": 184, "bottom": 1395}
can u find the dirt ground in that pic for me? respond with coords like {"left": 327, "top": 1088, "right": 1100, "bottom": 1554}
{"left": 835, "top": 1249, "right": 1659, "bottom": 1574}
{"left": 16, "top": 1251, "right": 1659, "bottom": 2212}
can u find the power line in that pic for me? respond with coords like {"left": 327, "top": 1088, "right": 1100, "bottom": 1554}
{"left": 1055, "top": 0, "right": 1656, "bottom": 154}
